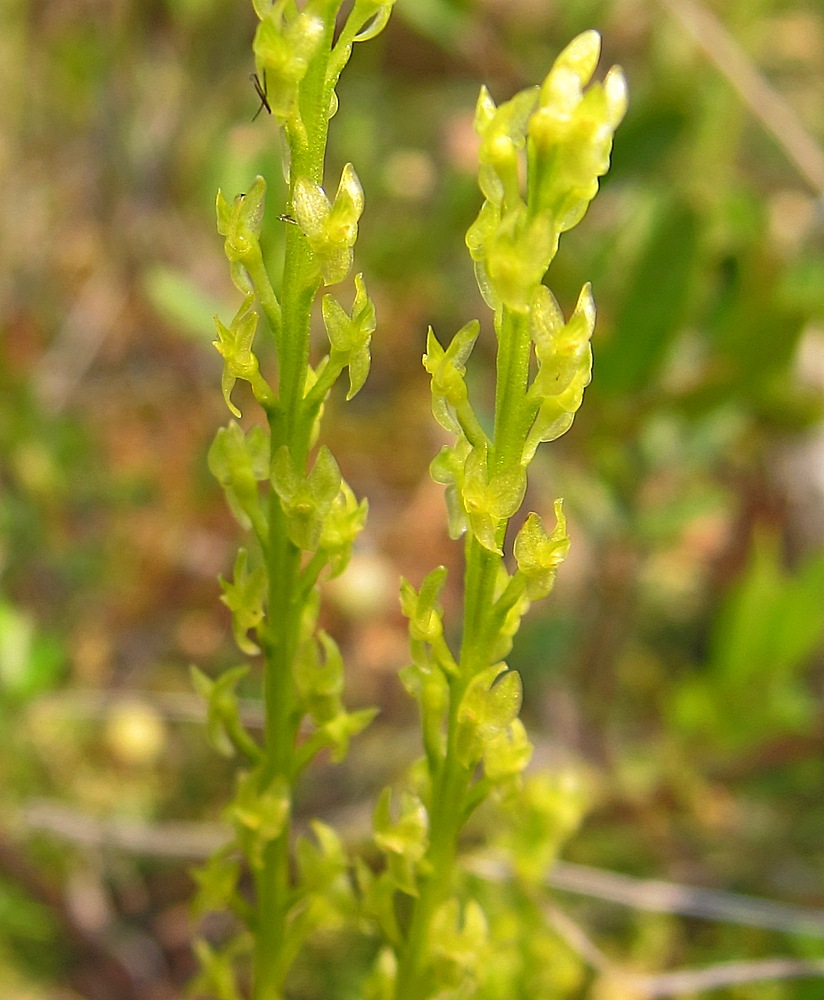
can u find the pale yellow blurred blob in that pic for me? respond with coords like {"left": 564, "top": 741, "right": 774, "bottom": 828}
{"left": 105, "top": 699, "right": 167, "bottom": 766}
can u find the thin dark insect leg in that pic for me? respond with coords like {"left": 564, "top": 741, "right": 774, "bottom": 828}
{"left": 250, "top": 70, "right": 272, "bottom": 121}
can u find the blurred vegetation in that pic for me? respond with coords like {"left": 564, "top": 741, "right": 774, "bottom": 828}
{"left": 1, "top": 0, "right": 824, "bottom": 997}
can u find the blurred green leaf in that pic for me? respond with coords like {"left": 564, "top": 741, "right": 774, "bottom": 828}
{"left": 595, "top": 196, "right": 698, "bottom": 397}
{"left": 0, "top": 601, "right": 63, "bottom": 703}
{"left": 674, "top": 532, "right": 824, "bottom": 751}
{"left": 713, "top": 533, "right": 824, "bottom": 687}
{"left": 143, "top": 265, "right": 225, "bottom": 340}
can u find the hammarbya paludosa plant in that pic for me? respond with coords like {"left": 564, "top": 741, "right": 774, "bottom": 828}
{"left": 361, "top": 29, "right": 626, "bottom": 1000}
{"left": 188, "top": 2, "right": 625, "bottom": 998}
{"left": 189, "top": 2, "right": 394, "bottom": 998}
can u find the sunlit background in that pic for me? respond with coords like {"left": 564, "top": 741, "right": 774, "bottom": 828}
{"left": 2, "top": 0, "right": 824, "bottom": 997}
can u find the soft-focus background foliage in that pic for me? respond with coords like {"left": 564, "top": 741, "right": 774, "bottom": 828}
{"left": 2, "top": 0, "right": 824, "bottom": 997}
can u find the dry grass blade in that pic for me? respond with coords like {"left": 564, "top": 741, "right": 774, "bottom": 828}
{"left": 658, "top": 0, "right": 824, "bottom": 202}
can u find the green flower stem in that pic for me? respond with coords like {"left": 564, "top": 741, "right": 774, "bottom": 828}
{"left": 247, "top": 508, "right": 270, "bottom": 556}
{"left": 251, "top": 205, "right": 317, "bottom": 1000}
{"left": 303, "top": 355, "right": 346, "bottom": 416}
{"left": 293, "top": 12, "right": 337, "bottom": 184}
{"left": 299, "top": 548, "right": 330, "bottom": 599}
{"left": 278, "top": 224, "right": 322, "bottom": 453}
{"left": 244, "top": 243, "right": 283, "bottom": 359}
{"left": 227, "top": 712, "right": 265, "bottom": 763}
{"left": 461, "top": 534, "right": 503, "bottom": 665}
{"left": 273, "top": 7, "right": 337, "bottom": 449}
{"left": 492, "top": 306, "right": 536, "bottom": 476}
{"left": 454, "top": 399, "right": 491, "bottom": 453}
{"left": 489, "top": 571, "right": 528, "bottom": 629}
{"left": 253, "top": 833, "right": 292, "bottom": 996}
{"left": 252, "top": 501, "right": 300, "bottom": 999}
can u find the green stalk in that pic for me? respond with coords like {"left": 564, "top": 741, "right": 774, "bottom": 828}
{"left": 252, "top": 495, "right": 300, "bottom": 998}
{"left": 394, "top": 296, "right": 536, "bottom": 1000}
{"left": 394, "top": 531, "right": 500, "bottom": 1000}
{"left": 492, "top": 306, "right": 533, "bottom": 476}
{"left": 245, "top": 244, "right": 283, "bottom": 355}
{"left": 201, "top": 3, "right": 400, "bottom": 997}
{"left": 394, "top": 686, "right": 472, "bottom": 1000}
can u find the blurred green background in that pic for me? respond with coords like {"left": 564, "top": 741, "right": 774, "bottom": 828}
{"left": 2, "top": 0, "right": 824, "bottom": 997}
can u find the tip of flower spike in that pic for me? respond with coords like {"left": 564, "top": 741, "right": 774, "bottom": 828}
{"left": 554, "top": 30, "right": 601, "bottom": 87}
{"left": 551, "top": 498, "right": 568, "bottom": 538}
{"left": 337, "top": 163, "right": 365, "bottom": 217}
{"left": 604, "top": 65, "right": 629, "bottom": 126}
{"left": 474, "top": 85, "right": 497, "bottom": 134}
{"left": 576, "top": 282, "right": 596, "bottom": 329}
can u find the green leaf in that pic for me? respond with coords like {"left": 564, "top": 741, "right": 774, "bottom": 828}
{"left": 0, "top": 601, "right": 64, "bottom": 702}
{"left": 674, "top": 533, "right": 824, "bottom": 751}
{"left": 712, "top": 534, "right": 824, "bottom": 693}
{"left": 142, "top": 265, "right": 223, "bottom": 340}
{"left": 393, "top": 0, "right": 468, "bottom": 53}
